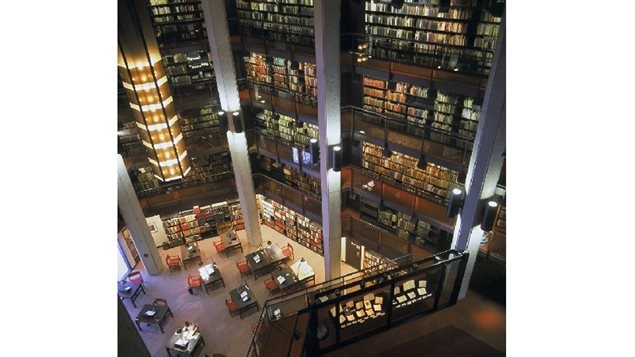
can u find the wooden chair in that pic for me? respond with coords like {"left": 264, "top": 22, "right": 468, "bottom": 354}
{"left": 127, "top": 271, "right": 144, "bottom": 288}
{"left": 282, "top": 243, "right": 294, "bottom": 262}
{"left": 225, "top": 299, "right": 239, "bottom": 317}
{"left": 264, "top": 278, "right": 280, "bottom": 296}
{"left": 236, "top": 261, "right": 251, "bottom": 279}
{"left": 166, "top": 255, "right": 182, "bottom": 271}
{"left": 153, "top": 298, "right": 168, "bottom": 307}
{"left": 213, "top": 240, "right": 226, "bottom": 256}
{"left": 188, "top": 275, "right": 207, "bottom": 295}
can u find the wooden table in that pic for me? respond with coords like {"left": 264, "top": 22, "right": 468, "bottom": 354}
{"left": 229, "top": 284, "right": 259, "bottom": 319}
{"left": 135, "top": 304, "right": 174, "bottom": 333}
{"left": 199, "top": 263, "right": 225, "bottom": 290}
{"left": 272, "top": 267, "right": 299, "bottom": 293}
{"left": 118, "top": 281, "right": 145, "bottom": 308}
{"left": 165, "top": 329, "right": 206, "bottom": 357}
{"left": 181, "top": 242, "right": 202, "bottom": 269}
{"left": 246, "top": 244, "right": 288, "bottom": 279}
{"left": 220, "top": 231, "right": 243, "bottom": 256}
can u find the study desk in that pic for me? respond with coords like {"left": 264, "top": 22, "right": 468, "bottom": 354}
{"left": 165, "top": 329, "right": 205, "bottom": 357}
{"left": 220, "top": 231, "right": 243, "bottom": 256}
{"left": 272, "top": 267, "right": 299, "bottom": 293}
{"left": 118, "top": 280, "right": 145, "bottom": 308}
{"left": 199, "top": 263, "right": 225, "bottom": 290}
{"left": 229, "top": 284, "right": 259, "bottom": 318}
{"left": 245, "top": 244, "right": 288, "bottom": 279}
{"left": 135, "top": 304, "right": 174, "bottom": 333}
{"left": 181, "top": 242, "right": 202, "bottom": 269}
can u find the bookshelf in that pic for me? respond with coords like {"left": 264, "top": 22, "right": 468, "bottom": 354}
{"left": 258, "top": 194, "right": 324, "bottom": 256}
{"left": 255, "top": 109, "right": 319, "bottom": 151}
{"left": 237, "top": 0, "right": 315, "bottom": 47}
{"left": 245, "top": 52, "right": 317, "bottom": 105}
{"left": 362, "top": 75, "right": 481, "bottom": 145}
{"left": 148, "top": 0, "right": 207, "bottom": 46}
{"left": 186, "top": 150, "right": 234, "bottom": 184}
{"left": 283, "top": 165, "right": 321, "bottom": 199}
{"left": 363, "top": 249, "right": 382, "bottom": 270}
{"left": 132, "top": 166, "right": 161, "bottom": 191}
{"left": 363, "top": 0, "right": 502, "bottom": 75}
{"left": 229, "top": 201, "right": 245, "bottom": 231}
{"left": 360, "top": 141, "right": 460, "bottom": 205}
{"left": 162, "top": 50, "right": 215, "bottom": 89}
{"left": 179, "top": 105, "right": 221, "bottom": 140}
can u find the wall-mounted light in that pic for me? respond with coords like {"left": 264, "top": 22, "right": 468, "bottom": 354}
{"left": 219, "top": 111, "right": 228, "bottom": 133}
{"left": 447, "top": 188, "right": 464, "bottom": 218}
{"left": 332, "top": 145, "right": 342, "bottom": 172}
{"left": 480, "top": 199, "right": 499, "bottom": 232}
{"left": 232, "top": 111, "right": 243, "bottom": 133}
{"left": 309, "top": 138, "right": 319, "bottom": 165}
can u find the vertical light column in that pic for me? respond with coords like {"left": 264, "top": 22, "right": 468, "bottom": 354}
{"left": 451, "top": 14, "right": 506, "bottom": 299}
{"left": 315, "top": 0, "right": 342, "bottom": 280}
{"left": 118, "top": 0, "right": 190, "bottom": 182}
{"left": 201, "top": 0, "right": 262, "bottom": 247}
{"left": 118, "top": 155, "right": 163, "bottom": 275}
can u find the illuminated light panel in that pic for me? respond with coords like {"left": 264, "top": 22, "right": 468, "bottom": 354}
{"left": 122, "top": 76, "right": 168, "bottom": 91}
{"left": 142, "top": 133, "right": 183, "bottom": 150}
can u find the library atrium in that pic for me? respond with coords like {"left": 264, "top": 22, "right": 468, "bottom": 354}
{"left": 117, "top": 0, "right": 506, "bottom": 356}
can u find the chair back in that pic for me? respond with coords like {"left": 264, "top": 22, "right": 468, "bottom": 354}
{"left": 127, "top": 271, "right": 143, "bottom": 284}
{"left": 214, "top": 241, "right": 225, "bottom": 251}
{"left": 153, "top": 298, "right": 168, "bottom": 307}
{"left": 236, "top": 261, "right": 249, "bottom": 272}
{"left": 225, "top": 299, "right": 237, "bottom": 311}
{"left": 188, "top": 275, "right": 202, "bottom": 287}
{"left": 166, "top": 254, "right": 181, "bottom": 266}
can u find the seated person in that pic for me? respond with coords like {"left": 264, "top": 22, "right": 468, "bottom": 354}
{"left": 182, "top": 321, "right": 199, "bottom": 336}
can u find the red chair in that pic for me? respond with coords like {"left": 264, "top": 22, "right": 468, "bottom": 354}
{"left": 264, "top": 278, "right": 279, "bottom": 296}
{"left": 225, "top": 299, "right": 239, "bottom": 317}
{"left": 127, "top": 271, "right": 144, "bottom": 288}
{"left": 153, "top": 298, "right": 168, "bottom": 307}
{"left": 236, "top": 261, "right": 251, "bottom": 279}
{"left": 282, "top": 243, "right": 294, "bottom": 262}
{"left": 188, "top": 275, "right": 207, "bottom": 295}
{"left": 213, "top": 240, "right": 226, "bottom": 256}
{"left": 166, "top": 255, "right": 182, "bottom": 272}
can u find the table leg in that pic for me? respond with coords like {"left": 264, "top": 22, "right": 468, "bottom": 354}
{"left": 135, "top": 319, "right": 142, "bottom": 331}
{"left": 131, "top": 298, "right": 137, "bottom": 308}
{"left": 140, "top": 285, "right": 146, "bottom": 295}
{"left": 158, "top": 320, "right": 164, "bottom": 333}
{"left": 166, "top": 347, "right": 172, "bottom": 357}
{"left": 168, "top": 307, "right": 174, "bottom": 318}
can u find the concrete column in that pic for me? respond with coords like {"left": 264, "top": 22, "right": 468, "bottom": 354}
{"left": 315, "top": 0, "right": 342, "bottom": 280}
{"left": 201, "top": 0, "right": 262, "bottom": 247}
{"left": 118, "top": 155, "right": 163, "bottom": 275}
{"left": 451, "top": 14, "right": 506, "bottom": 299}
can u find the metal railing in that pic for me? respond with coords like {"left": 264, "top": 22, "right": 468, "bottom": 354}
{"left": 247, "top": 249, "right": 468, "bottom": 356}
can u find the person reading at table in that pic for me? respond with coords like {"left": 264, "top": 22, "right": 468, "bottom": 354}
{"left": 183, "top": 321, "right": 198, "bottom": 333}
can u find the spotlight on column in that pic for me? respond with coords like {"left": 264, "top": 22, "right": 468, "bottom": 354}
{"left": 309, "top": 138, "right": 319, "bottom": 165}
{"left": 382, "top": 143, "right": 392, "bottom": 158}
{"left": 219, "top": 111, "right": 228, "bottom": 134}
{"left": 391, "top": 0, "right": 404, "bottom": 10}
{"left": 332, "top": 145, "right": 342, "bottom": 172}
{"left": 416, "top": 153, "right": 427, "bottom": 170}
{"left": 439, "top": 0, "right": 450, "bottom": 12}
{"left": 447, "top": 188, "right": 464, "bottom": 218}
{"left": 480, "top": 199, "right": 499, "bottom": 232}
{"left": 232, "top": 111, "right": 243, "bottom": 133}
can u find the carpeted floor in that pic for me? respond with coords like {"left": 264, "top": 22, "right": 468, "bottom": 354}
{"left": 371, "top": 325, "right": 505, "bottom": 357}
